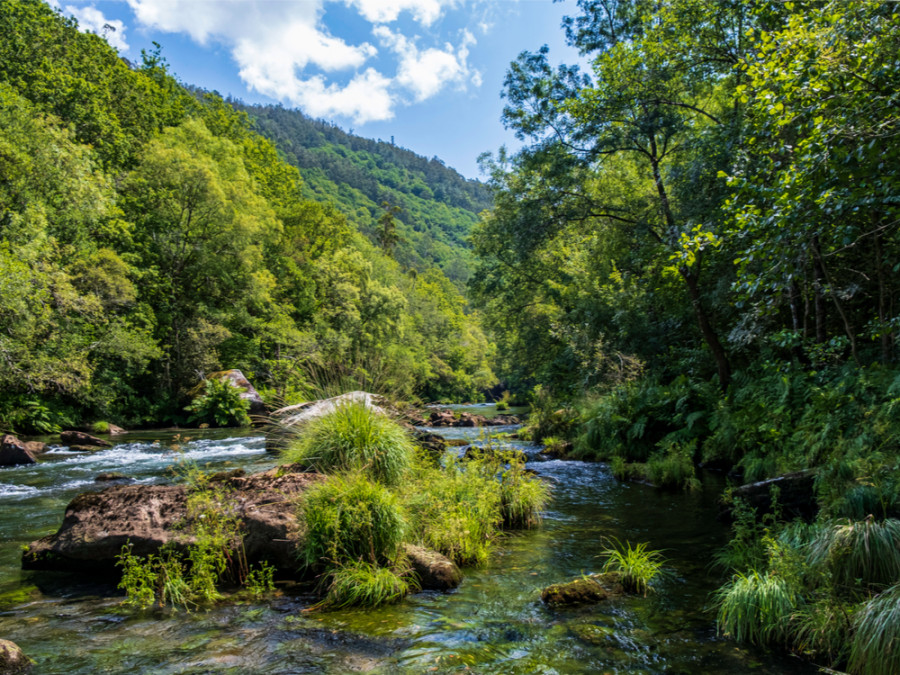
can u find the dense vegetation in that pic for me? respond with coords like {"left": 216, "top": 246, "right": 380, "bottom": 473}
{"left": 0, "top": 0, "right": 495, "bottom": 433}
{"left": 232, "top": 102, "right": 492, "bottom": 286}
{"left": 473, "top": 1, "right": 900, "bottom": 671}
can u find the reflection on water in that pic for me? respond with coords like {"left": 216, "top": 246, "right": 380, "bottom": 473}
{"left": 0, "top": 421, "right": 814, "bottom": 674}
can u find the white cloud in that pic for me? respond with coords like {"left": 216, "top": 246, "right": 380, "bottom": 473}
{"left": 346, "top": 0, "right": 459, "bottom": 26}
{"left": 74, "top": 0, "right": 484, "bottom": 124}
{"left": 375, "top": 26, "right": 478, "bottom": 102}
{"left": 64, "top": 5, "right": 130, "bottom": 52}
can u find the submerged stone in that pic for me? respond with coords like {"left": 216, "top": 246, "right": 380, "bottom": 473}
{"left": 569, "top": 622, "right": 616, "bottom": 646}
{"left": 541, "top": 578, "right": 608, "bottom": 606}
{"left": 0, "top": 639, "right": 31, "bottom": 673}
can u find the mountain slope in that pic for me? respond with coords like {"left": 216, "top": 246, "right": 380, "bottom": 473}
{"left": 234, "top": 103, "right": 491, "bottom": 285}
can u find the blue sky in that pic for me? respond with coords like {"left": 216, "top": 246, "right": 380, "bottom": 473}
{"left": 49, "top": 0, "right": 584, "bottom": 179}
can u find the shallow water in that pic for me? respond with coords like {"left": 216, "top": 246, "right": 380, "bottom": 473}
{"left": 0, "top": 422, "right": 814, "bottom": 674}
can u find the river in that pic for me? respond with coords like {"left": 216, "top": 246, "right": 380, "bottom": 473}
{"left": 0, "top": 412, "right": 814, "bottom": 673}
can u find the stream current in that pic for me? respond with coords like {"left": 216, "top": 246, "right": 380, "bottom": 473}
{"left": 0, "top": 410, "right": 814, "bottom": 674}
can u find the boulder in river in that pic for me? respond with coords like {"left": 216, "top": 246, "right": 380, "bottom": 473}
{"left": 0, "top": 435, "right": 37, "bottom": 466}
{"left": 0, "top": 639, "right": 31, "bottom": 674}
{"left": 60, "top": 430, "right": 111, "bottom": 448}
{"left": 23, "top": 466, "right": 325, "bottom": 576}
{"left": 403, "top": 544, "right": 462, "bottom": 591}
{"left": 541, "top": 574, "right": 624, "bottom": 606}
{"left": 94, "top": 472, "right": 133, "bottom": 483}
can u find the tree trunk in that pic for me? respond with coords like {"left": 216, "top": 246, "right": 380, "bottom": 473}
{"left": 680, "top": 267, "right": 731, "bottom": 390}
{"left": 874, "top": 230, "right": 892, "bottom": 363}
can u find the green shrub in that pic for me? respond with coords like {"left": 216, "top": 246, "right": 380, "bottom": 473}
{"left": 321, "top": 560, "right": 411, "bottom": 608}
{"left": 282, "top": 402, "right": 414, "bottom": 486}
{"left": 495, "top": 390, "right": 511, "bottom": 411}
{"left": 522, "top": 385, "right": 579, "bottom": 443}
{"left": 599, "top": 539, "right": 668, "bottom": 596}
{"left": 301, "top": 473, "right": 406, "bottom": 569}
{"left": 716, "top": 570, "right": 801, "bottom": 646}
{"left": 645, "top": 441, "right": 700, "bottom": 491}
{"left": 91, "top": 421, "right": 110, "bottom": 434}
{"left": 185, "top": 378, "right": 251, "bottom": 428}
{"left": 849, "top": 583, "right": 900, "bottom": 675}
{"left": 791, "top": 598, "right": 852, "bottom": 665}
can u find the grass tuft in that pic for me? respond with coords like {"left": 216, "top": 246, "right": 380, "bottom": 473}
{"left": 716, "top": 569, "right": 800, "bottom": 646}
{"left": 849, "top": 582, "right": 900, "bottom": 675}
{"left": 301, "top": 473, "right": 406, "bottom": 569}
{"left": 282, "top": 401, "right": 414, "bottom": 486}
{"left": 321, "top": 560, "right": 411, "bottom": 609}
{"left": 599, "top": 538, "right": 667, "bottom": 596}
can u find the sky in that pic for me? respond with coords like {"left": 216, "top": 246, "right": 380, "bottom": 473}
{"left": 48, "top": 0, "right": 585, "bottom": 179}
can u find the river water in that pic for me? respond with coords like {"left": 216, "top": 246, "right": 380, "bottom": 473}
{"left": 0, "top": 417, "right": 814, "bottom": 674}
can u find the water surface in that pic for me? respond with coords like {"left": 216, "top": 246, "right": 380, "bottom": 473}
{"left": 0, "top": 422, "right": 813, "bottom": 673}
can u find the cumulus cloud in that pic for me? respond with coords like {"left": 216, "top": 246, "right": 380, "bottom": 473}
{"left": 346, "top": 0, "right": 459, "bottom": 26}
{"left": 374, "top": 26, "right": 478, "bottom": 102}
{"left": 58, "top": 0, "right": 484, "bottom": 124}
{"left": 64, "top": 4, "right": 129, "bottom": 52}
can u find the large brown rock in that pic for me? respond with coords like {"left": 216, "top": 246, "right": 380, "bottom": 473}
{"left": 22, "top": 466, "right": 324, "bottom": 576}
{"left": 404, "top": 544, "right": 462, "bottom": 591}
{"left": 0, "top": 639, "right": 30, "bottom": 674}
{"left": 22, "top": 441, "right": 48, "bottom": 455}
{"left": 0, "top": 435, "right": 36, "bottom": 466}
{"left": 60, "top": 430, "right": 111, "bottom": 448}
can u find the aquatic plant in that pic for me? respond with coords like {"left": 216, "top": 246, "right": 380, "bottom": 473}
{"left": 599, "top": 539, "right": 667, "bottom": 596}
{"left": 301, "top": 472, "right": 407, "bottom": 569}
{"left": 321, "top": 560, "right": 411, "bottom": 608}
{"left": 849, "top": 582, "right": 900, "bottom": 675}
{"left": 716, "top": 570, "right": 800, "bottom": 646}
{"left": 282, "top": 401, "right": 414, "bottom": 486}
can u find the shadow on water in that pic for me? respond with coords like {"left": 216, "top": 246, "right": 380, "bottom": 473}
{"left": 0, "top": 419, "right": 816, "bottom": 674}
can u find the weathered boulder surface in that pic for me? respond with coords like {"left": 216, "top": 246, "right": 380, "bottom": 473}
{"left": 94, "top": 472, "right": 133, "bottom": 482}
{"left": 23, "top": 441, "right": 48, "bottom": 455}
{"left": 403, "top": 544, "right": 462, "bottom": 591}
{"left": 60, "top": 430, "right": 111, "bottom": 448}
{"left": 426, "top": 410, "right": 521, "bottom": 428}
{"left": 413, "top": 431, "right": 447, "bottom": 461}
{"left": 541, "top": 574, "right": 624, "bottom": 606}
{"left": 22, "top": 466, "right": 325, "bottom": 576}
{"left": 0, "top": 639, "right": 30, "bottom": 674}
{"left": 722, "top": 470, "right": 817, "bottom": 522}
{"left": 0, "top": 435, "right": 36, "bottom": 466}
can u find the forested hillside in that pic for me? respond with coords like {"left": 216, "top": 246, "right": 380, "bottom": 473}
{"left": 0, "top": 0, "right": 495, "bottom": 432}
{"left": 475, "top": 1, "right": 900, "bottom": 670}
{"left": 232, "top": 102, "right": 492, "bottom": 286}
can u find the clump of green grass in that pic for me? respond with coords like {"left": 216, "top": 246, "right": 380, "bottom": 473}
{"left": 599, "top": 539, "right": 668, "bottom": 596}
{"left": 645, "top": 442, "right": 700, "bottom": 491}
{"left": 320, "top": 560, "right": 412, "bottom": 608}
{"left": 282, "top": 402, "right": 414, "bottom": 486}
{"left": 499, "top": 457, "right": 551, "bottom": 529}
{"left": 716, "top": 570, "right": 800, "bottom": 646}
{"left": 403, "top": 455, "right": 501, "bottom": 566}
{"left": 808, "top": 518, "right": 900, "bottom": 591}
{"left": 301, "top": 472, "right": 406, "bottom": 569}
{"left": 849, "top": 582, "right": 900, "bottom": 675}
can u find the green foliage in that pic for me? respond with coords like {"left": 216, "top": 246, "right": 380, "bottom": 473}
{"left": 185, "top": 379, "right": 251, "bottom": 428}
{"left": 301, "top": 473, "right": 406, "bottom": 569}
{"left": 321, "top": 560, "right": 411, "bottom": 609}
{"left": 599, "top": 539, "right": 668, "bottom": 596}
{"left": 716, "top": 570, "right": 801, "bottom": 646}
{"left": 807, "top": 518, "right": 900, "bottom": 592}
{"left": 499, "top": 455, "right": 551, "bottom": 529}
{"left": 402, "top": 455, "right": 501, "bottom": 567}
{"left": 282, "top": 402, "right": 414, "bottom": 486}
{"left": 116, "top": 456, "right": 274, "bottom": 610}
{"left": 521, "top": 386, "right": 580, "bottom": 444}
{"left": 850, "top": 583, "right": 900, "bottom": 675}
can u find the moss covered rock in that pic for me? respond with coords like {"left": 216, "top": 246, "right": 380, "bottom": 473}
{"left": 0, "top": 639, "right": 31, "bottom": 673}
